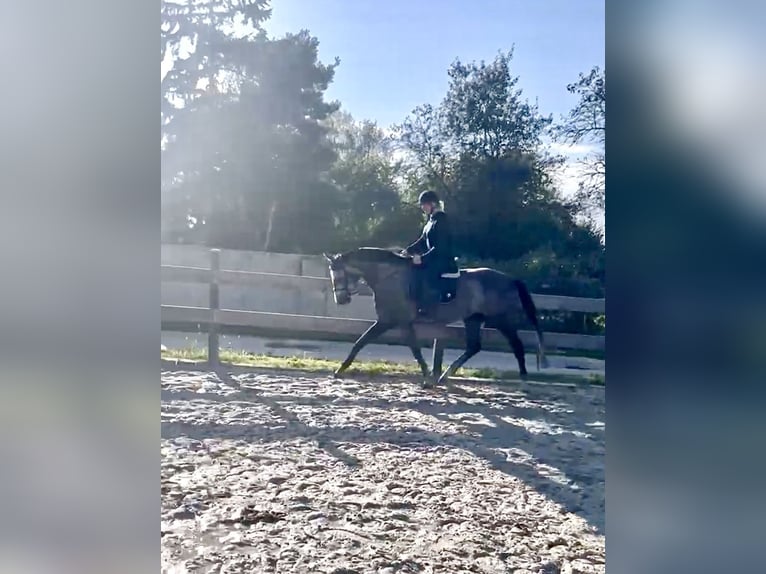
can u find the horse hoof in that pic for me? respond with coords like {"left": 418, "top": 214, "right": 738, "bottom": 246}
{"left": 333, "top": 370, "right": 341, "bottom": 379}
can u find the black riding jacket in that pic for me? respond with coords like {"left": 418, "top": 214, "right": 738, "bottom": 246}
{"left": 405, "top": 210, "right": 458, "bottom": 275}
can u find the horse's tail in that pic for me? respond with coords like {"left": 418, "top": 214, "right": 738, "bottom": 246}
{"left": 513, "top": 279, "right": 548, "bottom": 370}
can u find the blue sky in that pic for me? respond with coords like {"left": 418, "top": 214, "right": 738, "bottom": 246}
{"left": 265, "top": 0, "right": 604, "bottom": 128}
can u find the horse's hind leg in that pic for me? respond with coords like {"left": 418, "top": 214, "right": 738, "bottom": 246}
{"left": 431, "top": 338, "right": 445, "bottom": 380}
{"left": 437, "top": 316, "right": 483, "bottom": 386}
{"left": 496, "top": 319, "right": 528, "bottom": 376}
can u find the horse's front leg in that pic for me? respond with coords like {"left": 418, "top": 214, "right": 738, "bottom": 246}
{"left": 403, "top": 324, "right": 431, "bottom": 384}
{"left": 334, "top": 321, "right": 392, "bottom": 377}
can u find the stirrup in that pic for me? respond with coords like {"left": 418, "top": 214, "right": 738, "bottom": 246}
{"left": 417, "top": 302, "right": 434, "bottom": 316}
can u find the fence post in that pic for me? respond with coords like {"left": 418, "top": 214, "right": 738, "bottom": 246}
{"left": 208, "top": 249, "right": 221, "bottom": 367}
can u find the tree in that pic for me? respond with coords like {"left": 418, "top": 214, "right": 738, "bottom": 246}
{"left": 161, "top": 0, "right": 271, "bottom": 140}
{"left": 324, "top": 111, "right": 420, "bottom": 250}
{"left": 161, "top": 1, "right": 342, "bottom": 252}
{"left": 442, "top": 49, "right": 552, "bottom": 158}
{"left": 394, "top": 51, "right": 604, "bottom": 298}
{"left": 396, "top": 50, "right": 556, "bottom": 197}
{"left": 554, "top": 66, "right": 605, "bottom": 228}
{"left": 396, "top": 51, "right": 575, "bottom": 260}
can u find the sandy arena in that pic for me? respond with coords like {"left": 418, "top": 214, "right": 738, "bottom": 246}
{"left": 161, "top": 368, "right": 605, "bottom": 573}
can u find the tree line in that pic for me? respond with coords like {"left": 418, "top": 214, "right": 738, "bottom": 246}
{"left": 161, "top": 0, "right": 605, "bottom": 317}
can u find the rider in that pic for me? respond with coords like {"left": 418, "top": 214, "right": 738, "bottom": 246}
{"left": 405, "top": 190, "right": 459, "bottom": 315}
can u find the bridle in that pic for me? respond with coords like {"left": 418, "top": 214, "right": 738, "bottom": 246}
{"left": 328, "top": 258, "right": 361, "bottom": 300}
{"left": 325, "top": 250, "right": 406, "bottom": 302}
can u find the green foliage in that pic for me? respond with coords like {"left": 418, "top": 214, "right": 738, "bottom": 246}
{"left": 553, "top": 66, "right": 605, "bottom": 227}
{"left": 323, "top": 111, "right": 414, "bottom": 251}
{"left": 594, "top": 314, "right": 605, "bottom": 332}
{"left": 161, "top": 0, "right": 272, "bottom": 133}
{"left": 442, "top": 49, "right": 552, "bottom": 157}
{"left": 162, "top": 1, "right": 341, "bottom": 252}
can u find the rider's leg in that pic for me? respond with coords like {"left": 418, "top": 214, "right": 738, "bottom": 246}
{"left": 417, "top": 267, "right": 440, "bottom": 314}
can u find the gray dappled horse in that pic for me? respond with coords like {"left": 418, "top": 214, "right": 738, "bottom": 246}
{"left": 323, "top": 247, "right": 548, "bottom": 386}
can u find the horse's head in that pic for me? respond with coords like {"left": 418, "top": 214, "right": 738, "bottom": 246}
{"left": 323, "top": 252, "right": 362, "bottom": 305}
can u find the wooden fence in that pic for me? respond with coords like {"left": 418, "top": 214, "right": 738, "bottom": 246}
{"left": 161, "top": 249, "right": 605, "bottom": 365}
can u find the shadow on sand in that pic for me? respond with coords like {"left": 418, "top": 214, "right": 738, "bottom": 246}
{"left": 161, "top": 367, "right": 604, "bottom": 534}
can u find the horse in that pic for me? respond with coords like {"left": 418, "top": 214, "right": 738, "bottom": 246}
{"left": 323, "top": 247, "right": 548, "bottom": 386}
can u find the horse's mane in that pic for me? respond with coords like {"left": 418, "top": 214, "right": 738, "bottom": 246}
{"left": 342, "top": 247, "right": 410, "bottom": 265}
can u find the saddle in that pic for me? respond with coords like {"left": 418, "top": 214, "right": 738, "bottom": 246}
{"left": 438, "top": 268, "right": 460, "bottom": 302}
{"left": 409, "top": 257, "right": 460, "bottom": 307}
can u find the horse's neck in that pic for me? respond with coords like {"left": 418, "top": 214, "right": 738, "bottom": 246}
{"left": 354, "top": 260, "right": 404, "bottom": 291}
{"left": 352, "top": 260, "right": 380, "bottom": 287}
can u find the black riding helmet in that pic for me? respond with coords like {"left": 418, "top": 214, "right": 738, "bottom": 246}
{"left": 418, "top": 190, "right": 440, "bottom": 205}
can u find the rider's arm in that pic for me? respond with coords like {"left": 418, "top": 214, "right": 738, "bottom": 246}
{"left": 405, "top": 233, "right": 427, "bottom": 255}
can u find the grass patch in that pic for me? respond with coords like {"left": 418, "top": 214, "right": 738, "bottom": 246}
{"left": 162, "top": 324, "right": 605, "bottom": 362}
{"left": 588, "top": 373, "right": 605, "bottom": 386}
{"left": 162, "top": 346, "right": 604, "bottom": 386}
{"left": 162, "top": 346, "right": 421, "bottom": 376}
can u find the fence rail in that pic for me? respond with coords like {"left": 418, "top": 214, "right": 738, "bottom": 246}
{"left": 161, "top": 249, "right": 605, "bottom": 365}
{"left": 160, "top": 264, "right": 605, "bottom": 313}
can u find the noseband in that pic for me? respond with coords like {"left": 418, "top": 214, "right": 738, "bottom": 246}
{"left": 330, "top": 262, "right": 360, "bottom": 298}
